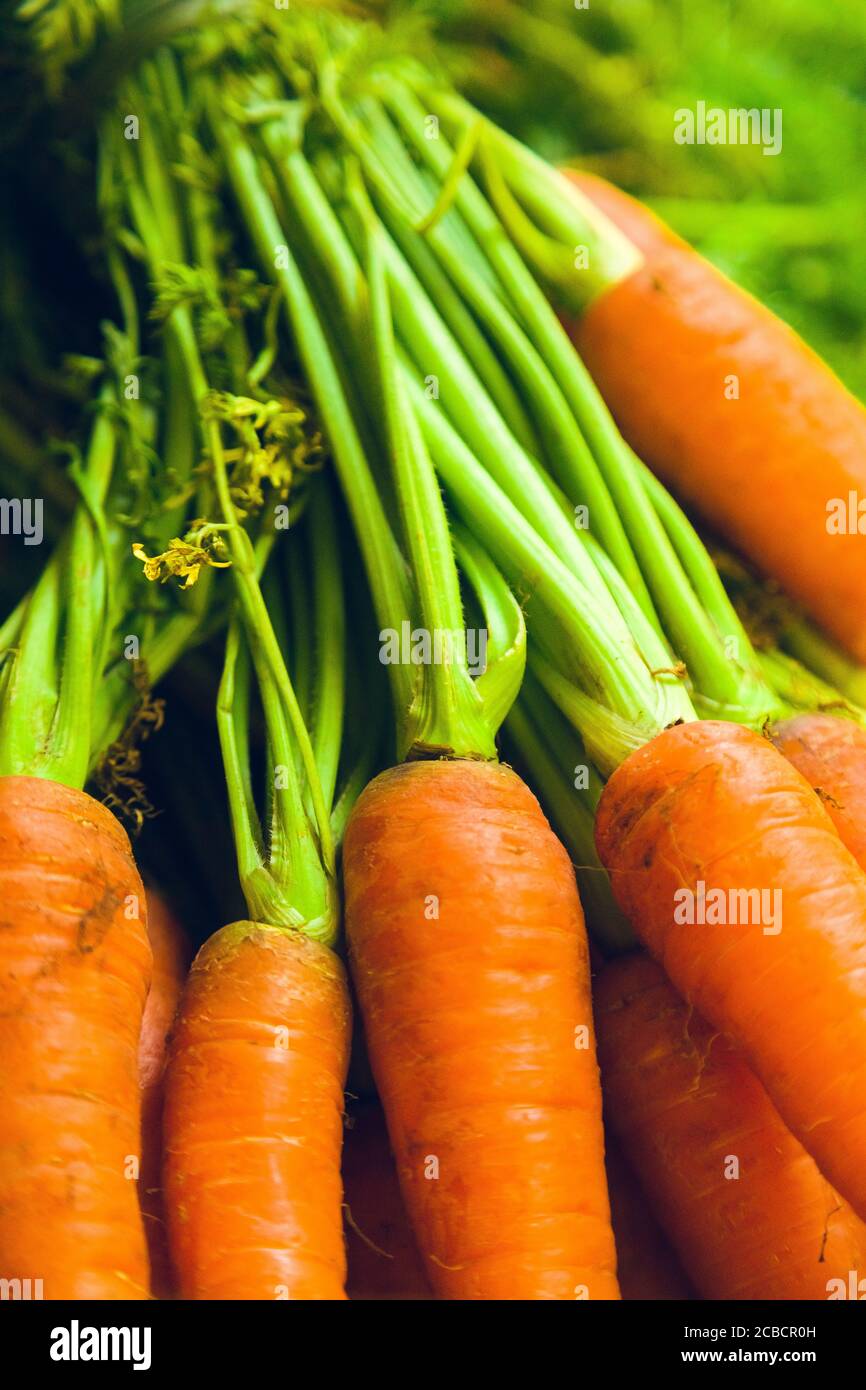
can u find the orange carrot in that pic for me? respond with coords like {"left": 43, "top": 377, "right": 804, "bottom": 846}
{"left": 343, "top": 1100, "right": 432, "bottom": 1301}
{"left": 565, "top": 171, "right": 866, "bottom": 663}
{"left": 0, "top": 775, "right": 151, "bottom": 1300}
{"left": 163, "top": 921, "right": 351, "bottom": 1300}
{"left": 139, "top": 887, "right": 192, "bottom": 1299}
{"left": 604, "top": 1137, "right": 694, "bottom": 1301}
{"left": 344, "top": 758, "right": 620, "bottom": 1301}
{"left": 597, "top": 952, "right": 866, "bottom": 1299}
{"left": 247, "top": 125, "right": 619, "bottom": 1300}
{"left": 771, "top": 713, "right": 866, "bottom": 872}
{"left": 595, "top": 719, "right": 866, "bottom": 1225}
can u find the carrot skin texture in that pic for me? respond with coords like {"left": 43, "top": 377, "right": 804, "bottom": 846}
{"left": 139, "top": 889, "right": 192, "bottom": 1299}
{"left": 771, "top": 713, "right": 866, "bottom": 873}
{"left": 567, "top": 172, "right": 866, "bottom": 662}
{"left": 163, "top": 921, "right": 351, "bottom": 1300}
{"left": 0, "top": 775, "right": 151, "bottom": 1299}
{"left": 595, "top": 720, "right": 866, "bottom": 1224}
{"left": 597, "top": 952, "right": 866, "bottom": 1299}
{"left": 344, "top": 759, "right": 620, "bottom": 1300}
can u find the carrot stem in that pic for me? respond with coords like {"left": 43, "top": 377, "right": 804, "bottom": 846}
{"left": 0, "top": 398, "right": 116, "bottom": 787}
{"left": 306, "top": 483, "right": 346, "bottom": 812}
{"left": 409, "top": 370, "right": 695, "bottom": 756}
{"left": 359, "top": 94, "right": 655, "bottom": 621}
{"left": 505, "top": 687, "right": 634, "bottom": 954}
{"left": 385, "top": 86, "right": 784, "bottom": 725}
{"left": 215, "top": 107, "right": 415, "bottom": 738}
{"left": 116, "top": 70, "right": 337, "bottom": 922}
{"left": 348, "top": 162, "right": 496, "bottom": 759}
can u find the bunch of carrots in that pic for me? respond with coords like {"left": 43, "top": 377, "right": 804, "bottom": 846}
{"left": 2, "top": 1, "right": 866, "bottom": 1303}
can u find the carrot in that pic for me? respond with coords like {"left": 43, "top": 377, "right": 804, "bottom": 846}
{"left": 343, "top": 1100, "right": 432, "bottom": 1301}
{"left": 506, "top": 687, "right": 851, "bottom": 1301}
{"left": 564, "top": 170, "right": 866, "bottom": 663}
{"left": 139, "top": 887, "right": 192, "bottom": 1299}
{"left": 158, "top": 470, "right": 353, "bottom": 1301}
{"left": 0, "top": 361, "right": 215, "bottom": 1301}
{"left": 595, "top": 719, "right": 866, "bottom": 1224}
{"left": 235, "top": 38, "right": 864, "bottom": 1287}
{"left": 598, "top": 951, "right": 866, "bottom": 1299}
{"left": 506, "top": 667, "right": 866, "bottom": 1297}
{"left": 227, "top": 122, "right": 622, "bottom": 1301}
{"left": 139, "top": 890, "right": 193, "bottom": 1097}
{"left": 603, "top": 1138, "right": 694, "bottom": 1302}
{"left": 344, "top": 758, "right": 619, "bottom": 1300}
{"left": 164, "top": 922, "right": 351, "bottom": 1300}
{"left": 771, "top": 713, "right": 866, "bottom": 872}
{"left": 0, "top": 775, "right": 151, "bottom": 1300}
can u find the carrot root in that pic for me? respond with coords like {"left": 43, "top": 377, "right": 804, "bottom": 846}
{"left": 595, "top": 720, "right": 866, "bottom": 1225}
{"left": 567, "top": 172, "right": 866, "bottom": 662}
{"left": 163, "top": 920, "right": 351, "bottom": 1300}
{"left": 771, "top": 712, "right": 866, "bottom": 873}
{"left": 344, "top": 758, "right": 620, "bottom": 1301}
{"left": 597, "top": 951, "right": 866, "bottom": 1299}
{"left": 139, "top": 887, "right": 192, "bottom": 1299}
{"left": 0, "top": 775, "right": 151, "bottom": 1300}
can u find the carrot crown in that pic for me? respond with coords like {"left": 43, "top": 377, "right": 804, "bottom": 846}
{"left": 0, "top": 390, "right": 121, "bottom": 790}
{"left": 204, "top": 82, "right": 527, "bottom": 764}
{"left": 0, "top": 353, "right": 208, "bottom": 806}
{"left": 215, "top": 486, "right": 340, "bottom": 946}
{"left": 191, "top": 7, "right": 694, "bottom": 772}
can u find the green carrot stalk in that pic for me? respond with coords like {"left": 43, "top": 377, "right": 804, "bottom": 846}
{"left": 376, "top": 86, "right": 786, "bottom": 725}
{"left": 208, "top": 17, "right": 812, "bottom": 779}
{"left": 781, "top": 622, "right": 866, "bottom": 710}
{"left": 505, "top": 674, "right": 634, "bottom": 955}
{"left": 330, "top": 89, "right": 655, "bottom": 620}
{"left": 215, "top": 517, "right": 337, "bottom": 942}
{"left": 210, "top": 102, "right": 416, "bottom": 732}
{"left": 291, "top": 65, "right": 782, "bottom": 733}
{"left": 247, "top": 107, "right": 693, "bottom": 769}
{"left": 0, "top": 394, "right": 116, "bottom": 787}
{"left": 348, "top": 163, "right": 496, "bottom": 758}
